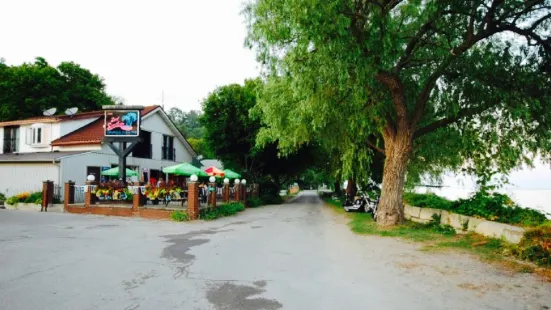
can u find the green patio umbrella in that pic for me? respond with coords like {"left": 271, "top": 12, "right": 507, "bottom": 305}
{"left": 100, "top": 167, "right": 138, "bottom": 177}
{"left": 162, "top": 162, "right": 208, "bottom": 177}
{"left": 223, "top": 169, "right": 241, "bottom": 179}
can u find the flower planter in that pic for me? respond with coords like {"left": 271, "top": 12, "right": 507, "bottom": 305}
{"left": 5, "top": 203, "right": 40, "bottom": 211}
{"left": 4, "top": 203, "right": 64, "bottom": 212}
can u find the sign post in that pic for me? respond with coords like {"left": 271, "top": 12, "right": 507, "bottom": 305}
{"left": 102, "top": 105, "right": 144, "bottom": 186}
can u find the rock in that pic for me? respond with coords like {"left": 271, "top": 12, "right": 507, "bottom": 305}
{"left": 419, "top": 207, "right": 441, "bottom": 222}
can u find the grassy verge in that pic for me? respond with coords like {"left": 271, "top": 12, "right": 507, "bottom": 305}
{"left": 323, "top": 196, "right": 551, "bottom": 281}
{"left": 171, "top": 202, "right": 246, "bottom": 222}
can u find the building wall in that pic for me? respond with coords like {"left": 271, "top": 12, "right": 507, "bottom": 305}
{"left": 0, "top": 163, "right": 59, "bottom": 196}
{"left": 141, "top": 112, "right": 193, "bottom": 163}
{"left": 0, "top": 127, "right": 3, "bottom": 154}
{"left": 60, "top": 143, "right": 195, "bottom": 186}
{"left": 17, "top": 123, "right": 59, "bottom": 153}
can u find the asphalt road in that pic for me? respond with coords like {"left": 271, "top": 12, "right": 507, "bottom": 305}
{"left": 1, "top": 191, "right": 550, "bottom": 310}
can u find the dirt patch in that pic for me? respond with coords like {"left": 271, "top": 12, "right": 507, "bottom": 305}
{"left": 206, "top": 282, "right": 282, "bottom": 310}
{"left": 395, "top": 262, "right": 421, "bottom": 270}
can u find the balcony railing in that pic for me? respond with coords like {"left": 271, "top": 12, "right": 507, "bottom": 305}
{"left": 162, "top": 147, "right": 176, "bottom": 161}
{"left": 2, "top": 138, "right": 18, "bottom": 153}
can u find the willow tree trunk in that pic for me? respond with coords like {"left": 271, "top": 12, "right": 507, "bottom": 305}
{"left": 346, "top": 177, "right": 357, "bottom": 198}
{"left": 334, "top": 181, "right": 342, "bottom": 196}
{"left": 376, "top": 132, "right": 413, "bottom": 227}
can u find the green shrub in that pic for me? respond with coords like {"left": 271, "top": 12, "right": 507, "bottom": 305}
{"left": 260, "top": 193, "right": 283, "bottom": 205}
{"left": 171, "top": 210, "right": 190, "bottom": 222}
{"left": 515, "top": 225, "right": 551, "bottom": 267}
{"left": 246, "top": 197, "right": 262, "bottom": 208}
{"left": 0, "top": 193, "right": 6, "bottom": 201}
{"left": 451, "top": 192, "right": 547, "bottom": 226}
{"left": 200, "top": 202, "right": 245, "bottom": 221}
{"left": 6, "top": 196, "right": 20, "bottom": 205}
{"left": 24, "top": 192, "right": 43, "bottom": 204}
{"left": 404, "top": 191, "right": 547, "bottom": 227}
{"left": 403, "top": 192, "right": 453, "bottom": 210}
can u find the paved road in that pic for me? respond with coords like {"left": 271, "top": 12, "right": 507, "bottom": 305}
{"left": 1, "top": 191, "right": 550, "bottom": 310}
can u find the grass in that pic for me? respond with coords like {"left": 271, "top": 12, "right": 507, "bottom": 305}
{"left": 323, "top": 196, "right": 550, "bottom": 281}
{"left": 171, "top": 210, "right": 190, "bottom": 222}
{"left": 200, "top": 202, "right": 245, "bottom": 221}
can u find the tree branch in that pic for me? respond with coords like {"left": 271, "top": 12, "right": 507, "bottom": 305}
{"left": 366, "top": 138, "right": 385, "bottom": 156}
{"left": 413, "top": 105, "right": 495, "bottom": 139}
{"left": 375, "top": 71, "right": 408, "bottom": 126}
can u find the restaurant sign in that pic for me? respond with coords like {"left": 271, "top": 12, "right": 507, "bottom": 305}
{"left": 104, "top": 110, "right": 140, "bottom": 137}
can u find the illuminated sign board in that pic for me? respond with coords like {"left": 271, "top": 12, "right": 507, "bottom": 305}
{"left": 104, "top": 110, "right": 140, "bottom": 137}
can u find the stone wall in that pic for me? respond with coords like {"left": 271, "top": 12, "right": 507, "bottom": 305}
{"left": 404, "top": 204, "right": 526, "bottom": 244}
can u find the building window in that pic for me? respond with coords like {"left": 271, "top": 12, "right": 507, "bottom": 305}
{"left": 3, "top": 126, "right": 19, "bottom": 153}
{"left": 33, "top": 128, "right": 42, "bottom": 144}
{"left": 162, "top": 135, "right": 175, "bottom": 161}
{"left": 26, "top": 126, "right": 45, "bottom": 146}
{"left": 132, "top": 130, "right": 152, "bottom": 159}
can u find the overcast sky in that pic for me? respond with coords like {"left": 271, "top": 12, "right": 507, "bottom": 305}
{"left": 2, "top": 0, "right": 550, "bottom": 191}
{"left": 1, "top": 0, "right": 259, "bottom": 112}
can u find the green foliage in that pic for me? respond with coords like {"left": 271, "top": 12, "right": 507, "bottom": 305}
{"left": 515, "top": 226, "right": 551, "bottom": 267}
{"left": 200, "top": 79, "right": 317, "bottom": 185}
{"left": 199, "top": 202, "right": 245, "bottom": 221}
{"left": 452, "top": 192, "right": 547, "bottom": 226}
{"left": 404, "top": 191, "right": 548, "bottom": 226}
{"left": 25, "top": 192, "right": 43, "bottom": 204}
{"left": 403, "top": 192, "right": 453, "bottom": 210}
{"left": 258, "top": 179, "right": 284, "bottom": 205}
{"left": 0, "top": 57, "right": 114, "bottom": 121}
{"left": 6, "top": 196, "right": 19, "bottom": 205}
{"left": 0, "top": 193, "right": 5, "bottom": 201}
{"left": 171, "top": 210, "right": 190, "bottom": 222}
{"left": 167, "top": 108, "right": 206, "bottom": 139}
{"left": 186, "top": 138, "right": 214, "bottom": 158}
{"left": 246, "top": 197, "right": 262, "bottom": 208}
{"left": 245, "top": 0, "right": 551, "bottom": 224}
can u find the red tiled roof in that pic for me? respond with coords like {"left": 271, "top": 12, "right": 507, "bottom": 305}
{"left": 0, "top": 107, "right": 158, "bottom": 127}
{"left": 51, "top": 106, "right": 159, "bottom": 146}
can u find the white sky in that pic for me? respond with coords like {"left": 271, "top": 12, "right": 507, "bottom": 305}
{"left": 2, "top": 0, "right": 550, "bottom": 192}
{"left": 0, "top": 0, "right": 260, "bottom": 112}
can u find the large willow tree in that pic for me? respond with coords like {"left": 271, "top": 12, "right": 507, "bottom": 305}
{"left": 245, "top": 0, "right": 551, "bottom": 226}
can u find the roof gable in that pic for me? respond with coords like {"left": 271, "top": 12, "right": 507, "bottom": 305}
{"left": 51, "top": 106, "right": 159, "bottom": 146}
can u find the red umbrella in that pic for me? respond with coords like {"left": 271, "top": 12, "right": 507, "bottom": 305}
{"left": 204, "top": 166, "right": 225, "bottom": 177}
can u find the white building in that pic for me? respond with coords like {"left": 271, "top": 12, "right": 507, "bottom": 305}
{"left": 0, "top": 106, "right": 197, "bottom": 197}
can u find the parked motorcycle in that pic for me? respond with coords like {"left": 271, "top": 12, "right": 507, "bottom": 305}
{"left": 343, "top": 193, "right": 379, "bottom": 219}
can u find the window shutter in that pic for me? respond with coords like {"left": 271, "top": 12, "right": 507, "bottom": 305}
{"left": 25, "top": 128, "right": 31, "bottom": 145}
{"left": 42, "top": 127, "right": 49, "bottom": 144}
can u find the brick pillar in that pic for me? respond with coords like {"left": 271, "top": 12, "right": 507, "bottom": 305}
{"left": 223, "top": 184, "right": 230, "bottom": 203}
{"left": 187, "top": 182, "right": 199, "bottom": 220}
{"left": 65, "top": 181, "right": 75, "bottom": 206}
{"left": 209, "top": 182, "right": 217, "bottom": 208}
{"left": 84, "top": 181, "right": 96, "bottom": 207}
{"left": 41, "top": 180, "right": 54, "bottom": 212}
{"left": 233, "top": 184, "right": 240, "bottom": 201}
{"left": 132, "top": 185, "right": 142, "bottom": 212}
{"left": 241, "top": 184, "right": 247, "bottom": 203}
